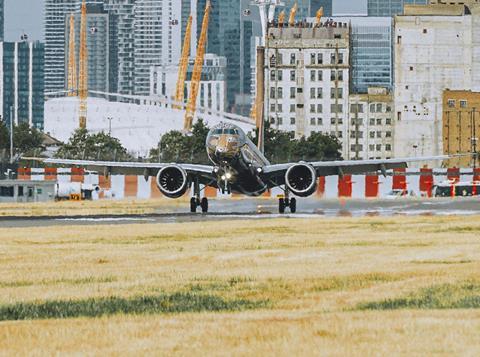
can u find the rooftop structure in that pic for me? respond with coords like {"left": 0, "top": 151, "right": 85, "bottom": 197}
{"left": 367, "top": 0, "right": 428, "bottom": 16}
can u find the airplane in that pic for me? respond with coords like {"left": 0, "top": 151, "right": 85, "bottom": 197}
{"left": 38, "top": 122, "right": 453, "bottom": 214}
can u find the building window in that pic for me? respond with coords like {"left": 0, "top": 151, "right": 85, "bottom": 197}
{"left": 386, "top": 118, "right": 392, "bottom": 125}
{"left": 331, "top": 71, "right": 336, "bottom": 81}
{"left": 447, "top": 99, "right": 455, "bottom": 108}
{"left": 376, "top": 118, "right": 382, "bottom": 125}
{"left": 0, "top": 186, "right": 14, "bottom": 197}
{"left": 277, "top": 70, "right": 283, "bottom": 81}
{"left": 377, "top": 131, "right": 382, "bottom": 138}
{"left": 397, "top": 112, "right": 402, "bottom": 121}
{"left": 423, "top": 29, "right": 427, "bottom": 34}
{"left": 310, "top": 70, "right": 316, "bottom": 81}
{"left": 331, "top": 104, "right": 343, "bottom": 113}
{"left": 376, "top": 104, "right": 382, "bottom": 112}
{"left": 290, "top": 70, "right": 295, "bottom": 81}
{"left": 277, "top": 104, "right": 283, "bottom": 113}
{"left": 270, "top": 70, "right": 276, "bottom": 81}
{"left": 338, "top": 53, "right": 344, "bottom": 64}
{"left": 317, "top": 88, "right": 323, "bottom": 98}
{"left": 338, "top": 71, "right": 343, "bottom": 81}
{"left": 290, "top": 53, "right": 296, "bottom": 65}
{"left": 318, "top": 70, "right": 323, "bottom": 81}
{"left": 330, "top": 53, "right": 336, "bottom": 64}
{"left": 386, "top": 144, "right": 392, "bottom": 151}
{"left": 376, "top": 144, "right": 382, "bottom": 151}
{"left": 317, "top": 118, "right": 323, "bottom": 125}
{"left": 270, "top": 87, "right": 275, "bottom": 99}
{"left": 310, "top": 53, "right": 315, "bottom": 65}
{"left": 290, "top": 104, "right": 295, "bottom": 113}
{"left": 310, "top": 88, "right": 316, "bottom": 99}
{"left": 270, "top": 117, "right": 275, "bottom": 124}
{"left": 277, "top": 88, "right": 283, "bottom": 99}
{"left": 310, "top": 104, "right": 316, "bottom": 113}
{"left": 278, "top": 117, "right": 283, "bottom": 125}
{"left": 460, "top": 100, "right": 468, "bottom": 108}
{"left": 397, "top": 35, "right": 402, "bottom": 44}
{"left": 270, "top": 104, "right": 276, "bottom": 113}
{"left": 290, "top": 87, "right": 295, "bottom": 99}
{"left": 369, "top": 144, "right": 375, "bottom": 151}
{"left": 370, "top": 131, "right": 375, "bottom": 138}
{"left": 317, "top": 104, "right": 323, "bottom": 113}
{"left": 369, "top": 118, "right": 375, "bottom": 126}
{"left": 370, "top": 104, "right": 375, "bottom": 113}
{"left": 310, "top": 117, "right": 316, "bottom": 125}
{"left": 350, "top": 104, "right": 364, "bottom": 113}
{"left": 317, "top": 53, "right": 323, "bottom": 64}
{"left": 386, "top": 131, "right": 392, "bottom": 138}
{"left": 386, "top": 105, "right": 392, "bottom": 112}
{"left": 290, "top": 117, "right": 296, "bottom": 125}
{"left": 409, "top": 66, "right": 413, "bottom": 71}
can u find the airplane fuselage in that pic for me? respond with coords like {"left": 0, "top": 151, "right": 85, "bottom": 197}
{"left": 206, "top": 123, "right": 270, "bottom": 196}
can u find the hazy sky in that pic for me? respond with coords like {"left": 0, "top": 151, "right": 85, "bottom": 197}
{"left": 3, "top": 0, "right": 368, "bottom": 42}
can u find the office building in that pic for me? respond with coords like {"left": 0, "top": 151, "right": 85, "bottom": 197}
{"left": 280, "top": 0, "right": 310, "bottom": 19}
{"left": 104, "top": 0, "right": 135, "bottom": 95}
{"left": 368, "top": 0, "right": 428, "bottom": 16}
{"left": 311, "top": 0, "right": 332, "bottom": 17}
{"left": 151, "top": 54, "right": 227, "bottom": 113}
{"left": 349, "top": 88, "right": 394, "bottom": 160}
{"left": 65, "top": 4, "right": 118, "bottom": 93}
{"left": 265, "top": 22, "right": 351, "bottom": 157}
{"left": 133, "top": 0, "right": 182, "bottom": 95}
{"left": 0, "top": 0, "right": 4, "bottom": 42}
{"left": 0, "top": 41, "right": 45, "bottom": 129}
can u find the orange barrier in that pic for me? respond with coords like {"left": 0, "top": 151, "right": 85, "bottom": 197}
{"left": 44, "top": 167, "right": 57, "bottom": 181}
{"left": 338, "top": 175, "right": 352, "bottom": 198}
{"left": 447, "top": 167, "right": 460, "bottom": 183}
{"left": 365, "top": 175, "right": 379, "bottom": 198}
{"left": 419, "top": 168, "right": 434, "bottom": 197}
{"left": 393, "top": 168, "right": 406, "bottom": 191}
{"left": 17, "top": 167, "right": 31, "bottom": 180}
{"left": 71, "top": 168, "right": 85, "bottom": 183}
{"left": 317, "top": 177, "right": 326, "bottom": 197}
{"left": 124, "top": 175, "right": 138, "bottom": 197}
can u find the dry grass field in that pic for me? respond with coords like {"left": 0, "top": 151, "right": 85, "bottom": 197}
{"left": 0, "top": 216, "right": 479, "bottom": 355}
{"left": 0, "top": 198, "right": 184, "bottom": 217}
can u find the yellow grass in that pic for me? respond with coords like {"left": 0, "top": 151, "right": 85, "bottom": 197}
{"left": 0, "top": 216, "right": 479, "bottom": 355}
{"left": 0, "top": 198, "right": 186, "bottom": 217}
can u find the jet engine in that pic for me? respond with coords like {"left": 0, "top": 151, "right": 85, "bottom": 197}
{"left": 285, "top": 164, "right": 317, "bottom": 197}
{"left": 156, "top": 165, "right": 189, "bottom": 198}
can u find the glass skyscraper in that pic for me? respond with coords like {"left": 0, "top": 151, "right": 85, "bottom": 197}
{"left": 310, "top": 0, "right": 333, "bottom": 17}
{"left": 0, "top": 41, "right": 45, "bottom": 129}
{"left": 368, "top": 0, "right": 427, "bottom": 16}
{"left": 0, "top": 0, "right": 4, "bottom": 42}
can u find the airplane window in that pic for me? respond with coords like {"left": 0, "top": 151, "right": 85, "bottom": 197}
{"left": 213, "top": 129, "right": 223, "bottom": 135}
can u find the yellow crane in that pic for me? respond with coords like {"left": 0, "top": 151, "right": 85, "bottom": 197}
{"left": 174, "top": 15, "right": 193, "bottom": 110}
{"left": 78, "top": 0, "right": 88, "bottom": 129}
{"left": 288, "top": 2, "right": 297, "bottom": 26}
{"left": 67, "top": 13, "right": 77, "bottom": 97}
{"left": 183, "top": 1, "right": 211, "bottom": 132}
{"left": 316, "top": 7, "right": 323, "bottom": 26}
{"left": 278, "top": 10, "right": 286, "bottom": 25}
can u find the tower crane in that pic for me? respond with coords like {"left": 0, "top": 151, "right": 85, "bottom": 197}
{"left": 288, "top": 2, "right": 297, "bottom": 26}
{"left": 316, "top": 7, "right": 323, "bottom": 26}
{"left": 78, "top": 0, "right": 88, "bottom": 129}
{"left": 174, "top": 15, "right": 192, "bottom": 110}
{"left": 67, "top": 14, "right": 77, "bottom": 97}
{"left": 183, "top": 1, "right": 211, "bottom": 132}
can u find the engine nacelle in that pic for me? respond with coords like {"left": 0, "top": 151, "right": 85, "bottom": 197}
{"left": 156, "top": 165, "right": 189, "bottom": 198}
{"left": 285, "top": 164, "right": 317, "bottom": 197}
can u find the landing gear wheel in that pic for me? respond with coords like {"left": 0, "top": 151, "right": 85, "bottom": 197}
{"left": 201, "top": 197, "right": 209, "bottom": 213}
{"left": 190, "top": 197, "right": 197, "bottom": 213}
{"left": 279, "top": 198, "right": 286, "bottom": 214}
{"left": 290, "top": 198, "right": 297, "bottom": 213}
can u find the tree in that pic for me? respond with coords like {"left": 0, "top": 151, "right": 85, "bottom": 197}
{"left": 149, "top": 119, "right": 210, "bottom": 164}
{"left": 56, "top": 128, "right": 132, "bottom": 161}
{"left": 13, "top": 123, "right": 43, "bottom": 157}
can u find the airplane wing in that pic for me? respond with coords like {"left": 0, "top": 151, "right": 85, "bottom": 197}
{"left": 261, "top": 155, "right": 452, "bottom": 186}
{"left": 32, "top": 158, "right": 216, "bottom": 185}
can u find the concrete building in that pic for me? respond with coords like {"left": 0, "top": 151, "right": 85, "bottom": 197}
{"left": 104, "top": 0, "right": 135, "bottom": 95}
{"left": 393, "top": 4, "right": 478, "bottom": 161}
{"left": 0, "top": 180, "right": 55, "bottom": 203}
{"left": 265, "top": 23, "right": 351, "bottom": 157}
{"left": 368, "top": 0, "right": 428, "bottom": 16}
{"left": 442, "top": 90, "right": 480, "bottom": 168}
{"left": 0, "top": 41, "right": 45, "bottom": 129}
{"left": 133, "top": 0, "right": 182, "bottom": 95}
{"left": 65, "top": 4, "right": 118, "bottom": 93}
{"left": 150, "top": 54, "right": 227, "bottom": 113}
{"left": 349, "top": 88, "right": 395, "bottom": 160}
{"left": 0, "top": 0, "right": 4, "bottom": 42}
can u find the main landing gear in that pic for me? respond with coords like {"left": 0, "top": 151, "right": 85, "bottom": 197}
{"left": 278, "top": 190, "right": 296, "bottom": 214}
{"left": 190, "top": 178, "right": 208, "bottom": 213}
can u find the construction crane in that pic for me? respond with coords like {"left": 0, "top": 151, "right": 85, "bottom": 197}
{"left": 67, "top": 14, "right": 77, "bottom": 97}
{"left": 315, "top": 7, "right": 323, "bottom": 26}
{"left": 174, "top": 15, "right": 192, "bottom": 110}
{"left": 78, "top": 0, "right": 88, "bottom": 129}
{"left": 183, "top": 1, "right": 211, "bottom": 132}
{"left": 288, "top": 2, "right": 297, "bottom": 26}
{"left": 278, "top": 10, "right": 286, "bottom": 25}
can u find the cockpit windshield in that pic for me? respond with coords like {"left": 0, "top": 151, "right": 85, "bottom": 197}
{"left": 212, "top": 128, "right": 239, "bottom": 135}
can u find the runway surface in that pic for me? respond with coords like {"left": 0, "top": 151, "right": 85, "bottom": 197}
{"left": 0, "top": 197, "right": 479, "bottom": 228}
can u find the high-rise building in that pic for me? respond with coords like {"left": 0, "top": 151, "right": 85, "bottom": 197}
{"left": 65, "top": 4, "right": 118, "bottom": 93}
{"left": 197, "top": 0, "right": 253, "bottom": 113}
{"left": 310, "top": 0, "right": 333, "bottom": 17}
{"left": 133, "top": 0, "right": 182, "bottom": 95}
{"left": 44, "top": 0, "right": 104, "bottom": 94}
{"left": 104, "top": 0, "right": 135, "bottom": 95}
{"left": 368, "top": 0, "right": 427, "bottom": 16}
{"left": 0, "top": 41, "right": 45, "bottom": 129}
{"left": 0, "top": 0, "right": 4, "bottom": 42}
{"left": 265, "top": 23, "right": 351, "bottom": 157}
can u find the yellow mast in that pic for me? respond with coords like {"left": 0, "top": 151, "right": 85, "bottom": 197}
{"left": 278, "top": 10, "right": 286, "bottom": 25}
{"left": 67, "top": 13, "right": 77, "bottom": 97}
{"left": 288, "top": 2, "right": 297, "bottom": 26}
{"left": 174, "top": 15, "right": 193, "bottom": 110}
{"left": 78, "top": 0, "right": 88, "bottom": 129}
{"left": 316, "top": 7, "right": 324, "bottom": 26}
{"left": 183, "top": 1, "right": 211, "bottom": 132}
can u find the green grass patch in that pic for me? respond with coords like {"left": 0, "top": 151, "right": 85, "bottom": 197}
{"left": 357, "top": 282, "right": 480, "bottom": 310}
{"left": 0, "top": 292, "right": 268, "bottom": 321}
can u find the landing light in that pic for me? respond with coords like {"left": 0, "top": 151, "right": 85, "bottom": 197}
{"left": 226, "top": 172, "right": 232, "bottom": 180}
{"left": 221, "top": 175, "right": 226, "bottom": 181}
{"left": 257, "top": 168, "right": 263, "bottom": 173}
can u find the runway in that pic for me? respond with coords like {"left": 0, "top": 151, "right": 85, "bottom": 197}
{"left": 0, "top": 197, "right": 479, "bottom": 228}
